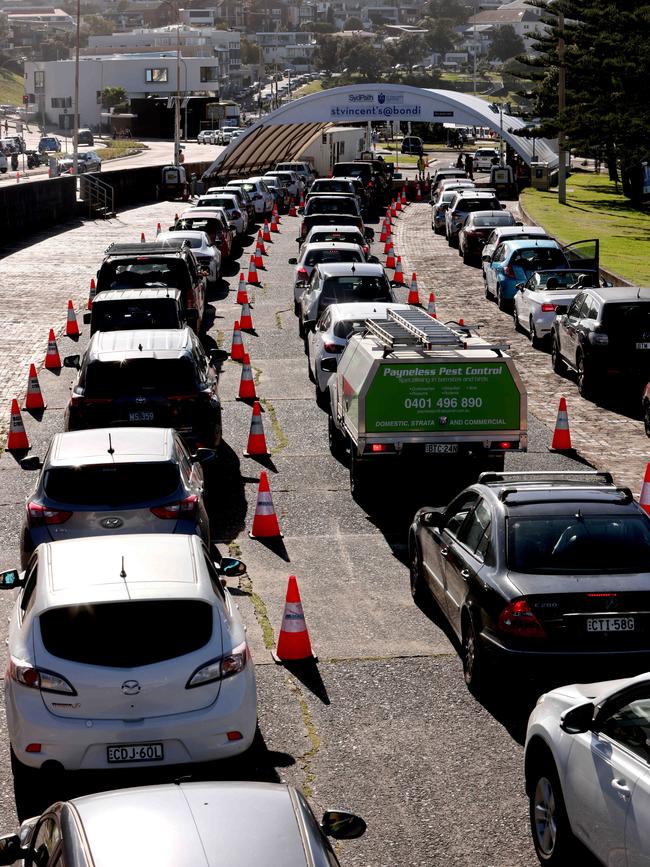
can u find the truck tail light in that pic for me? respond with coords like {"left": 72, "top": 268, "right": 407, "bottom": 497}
{"left": 498, "top": 599, "right": 546, "bottom": 639}
{"left": 26, "top": 502, "right": 72, "bottom": 527}
{"left": 151, "top": 494, "right": 198, "bottom": 520}
{"left": 541, "top": 303, "right": 556, "bottom": 312}
{"left": 491, "top": 441, "right": 513, "bottom": 450}
{"left": 366, "top": 443, "right": 395, "bottom": 453}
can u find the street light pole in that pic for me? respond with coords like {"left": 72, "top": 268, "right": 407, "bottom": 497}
{"left": 174, "top": 22, "right": 181, "bottom": 165}
{"left": 557, "top": 8, "right": 567, "bottom": 204}
{"left": 72, "top": 0, "right": 80, "bottom": 175}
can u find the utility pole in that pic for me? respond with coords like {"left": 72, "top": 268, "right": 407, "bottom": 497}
{"left": 557, "top": 8, "right": 566, "bottom": 204}
{"left": 72, "top": 0, "right": 80, "bottom": 175}
{"left": 174, "top": 22, "right": 181, "bottom": 165}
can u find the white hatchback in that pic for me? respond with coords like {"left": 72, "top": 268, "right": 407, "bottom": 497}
{"left": 156, "top": 229, "right": 222, "bottom": 287}
{"left": 2, "top": 534, "right": 256, "bottom": 781}
{"left": 525, "top": 673, "right": 650, "bottom": 866}
{"left": 196, "top": 194, "right": 248, "bottom": 236}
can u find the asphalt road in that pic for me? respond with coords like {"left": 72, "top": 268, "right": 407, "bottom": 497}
{"left": 0, "top": 190, "right": 605, "bottom": 864}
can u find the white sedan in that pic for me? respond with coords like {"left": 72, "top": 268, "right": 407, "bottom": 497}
{"left": 196, "top": 193, "right": 248, "bottom": 236}
{"left": 289, "top": 241, "right": 369, "bottom": 311}
{"left": 307, "top": 302, "right": 410, "bottom": 407}
{"left": 156, "top": 229, "right": 221, "bottom": 287}
{"left": 513, "top": 269, "right": 594, "bottom": 347}
{"left": 525, "top": 672, "right": 650, "bottom": 866}
{"left": 197, "top": 129, "right": 216, "bottom": 144}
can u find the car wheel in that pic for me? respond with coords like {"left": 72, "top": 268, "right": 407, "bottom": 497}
{"left": 409, "top": 539, "right": 429, "bottom": 606}
{"left": 551, "top": 337, "right": 565, "bottom": 376}
{"left": 461, "top": 613, "right": 490, "bottom": 694}
{"left": 307, "top": 359, "right": 315, "bottom": 383}
{"left": 315, "top": 384, "right": 329, "bottom": 410}
{"left": 497, "top": 286, "right": 510, "bottom": 312}
{"left": 644, "top": 401, "right": 650, "bottom": 438}
{"left": 484, "top": 282, "right": 492, "bottom": 300}
{"left": 529, "top": 317, "right": 542, "bottom": 348}
{"left": 513, "top": 307, "right": 523, "bottom": 333}
{"left": 328, "top": 413, "right": 346, "bottom": 460}
{"left": 11, "top": 748, "right": 44, "bottom": 821}
{"left": 462, "top": 247, "right": 472, "bottom": 265}
{"left": 298, "top": 316, "right": 305, "bottom": 339}
{"left": 576, "top": 353, "right": 596, "bottom": 399}
{"left": 529, "top": 764, "right": 576, "bottom": 864}
{"left": 458, "top": 243, "right": 463, "bottom": 257}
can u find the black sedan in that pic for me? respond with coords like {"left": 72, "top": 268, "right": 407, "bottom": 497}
{"left": 408, "top": 471, "right": 650, "bottom": 694}
{"left": 457, "top": 210, "right": 518, "bottom": 265}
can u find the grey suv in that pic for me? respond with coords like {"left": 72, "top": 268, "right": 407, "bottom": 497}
{"left": 21, "top": 427, "right": 212, "bottom": 567}
{"left": 445, "top": 189, "right": 504, "bottom": 247}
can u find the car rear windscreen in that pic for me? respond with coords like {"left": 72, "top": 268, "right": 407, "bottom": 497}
{"left": 507, "top": 515, "right": 650, "bottom": 574}
{"left": 312, "top": 231, "right": 363, "bottom": 245}
{"left": 104, "top": 260, "right": 189, "bottom": 292}
{"left": 305, "top": 198, "right": 357, "bottom": 216}
{"left": 43, "top": 462, "right": 180, "bottom": 505}
{"left": 304, "top": 249, "right": 363, "bottom": 267}
{"left": 312, "top": 181, "right": 354, "bottom": 194}
{"left": 457, "top": 198, "right": 501, "bottom": 213}
{"left": 602, "top": 302, "right": 650, "bottom": 331}
{"left": 197, "top": 198, "right": 235, "bottom": 210}
{"left": 40, "top": 600, "right": 213, "bottom": 666}
{"left": 514, "top": 248, "right": 568, "bottom": 270}
{"left": 92, "top": 300, "right": 181, "bottom": 332}
{"left": 320, "top": 277, "right": 392, "bottom": 306}
{"left": 84, "top": 358, "right": 197, "bottom": 397}
{"left": 472, "top": 214, "right": 515, "bottom": 227}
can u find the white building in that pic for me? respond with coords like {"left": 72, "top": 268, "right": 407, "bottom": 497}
{"left": 255, "top": 32, "right": 316, "bottom": 69}
{"left": 25, "top": 53, "right": 222, "bottom": 129}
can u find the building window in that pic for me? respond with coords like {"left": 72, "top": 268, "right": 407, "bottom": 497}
{"left": 145, "top": 67, "right": 168, "bottom": 83}
{"left": 96, "top": 90, "right": 102, "bottom": 104}
{"left": 51, "top": 96, "right": 72, "bottom": 108}
{"left": 34, "top": 70, "right": 45, "bottom": 90}
{"left": 200, "top": 66, "right": 219, "bottom": 82}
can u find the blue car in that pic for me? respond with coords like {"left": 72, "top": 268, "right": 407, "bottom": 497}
{"left": 484, "top": 239, "right": 569, "bottom": 310}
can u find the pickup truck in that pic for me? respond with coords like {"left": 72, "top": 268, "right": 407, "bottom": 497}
{"left": 326, "top": 308, "right": 527, "bottom": 495}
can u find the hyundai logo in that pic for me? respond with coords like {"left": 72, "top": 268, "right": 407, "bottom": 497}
{"left": 100, "top": 517, "right": 124, "bottom": 529}
{"left": 135, "top": 396, "right": 146, "bottom": 404}
{"left": 121, "top": 680, "right": 141, "bottom": 695}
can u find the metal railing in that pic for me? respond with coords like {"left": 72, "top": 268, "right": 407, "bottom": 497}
{"left": 79, "top": 173, "right": 115, "bottom": 219}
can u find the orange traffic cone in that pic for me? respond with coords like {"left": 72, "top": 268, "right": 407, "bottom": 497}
{"left": 640, "top": 463, "right": 650, "bottom": 516}
{"left": 262, "top": 220, "right": 271, "bottom": 243}
{"left": 235, "top": 273, "right": 248, "bottom": 304}
{"left": 24, "top": 364, "right": 46, "bottom": 411}
{"left": 270, "top": 214, "right": 279, "bottom": 233}
{"left": 427, "top": 291, "right": 437, "bottom": 318}
{"left": 174, "top": 212, "right": 179, "bottom": 221}
{"left": 140, "top": 232, "right": 146, "bottom": 243}
{"left": 383, "top": 232, "right": 393, "bottom": 255}
{"left": 238, "top": 353, "right": 256, "bottom": 400}
{"left": 393, "top": 256, "right": 404, "bottom": 284}
{"left": 231, "top": 320, "right": 245, "bottom": 361}
{"left": 65, "top": 300, "right": 80, "bottom": 337}
{"left": 380, "top": 223, "right": 387, "bottom": 243}
{"left": 401, "top": 187, "right": 407, "bottom": 206}
{"left": 273, "top": 576, "right": 314, "bottom": 662}
{"left": 386, "top": 244, "right": 396, "bottom": 270}
{"left": 395, "top": 196, "right": 402, "bottom": 213}
{"left": 87, "top": 277, "right": 96, "bottom": 310}
{"left": 240, "top": 300, "right": 254, "bottom": 332}
{"left": 390, "top": 200, "right": 397, "bottom": 218}
{"left": 407, "top": 272, "right": 419, "bottom": 305}
{"left": 247, "top": 255, "right": 260, "bottom": 286}
{"left": 7, "top": 399, "right": 29, "bottom": 451}
{"left": 249, "top": 470, "right": 282, "bottom": 539}
{"left": 44, "top": 329, "right": 61, "bottom": 370}
{"left": 299, "top": 192, "right": 305, "bottom": 208}
{"left": 288, "top": 198, "right": 297, "bottom": 217}
{"left": 244, "top": 400, "right": 269, "bottom": 457}
{"left": 550, "top": 397, "right": 572, "bottom": 451}
{"left": 257, "top": 229, "right": 267, "bottom": 256}
{"left": 156, "top": 222, "right": 161, "bottom": 235}
{"left": 255, "top": 242, "right": 264, "bottom": 270}
{"left": 416, "top": 183, "right": 422, "bottom": 202}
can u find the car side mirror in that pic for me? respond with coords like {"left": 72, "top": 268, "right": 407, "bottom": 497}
{"left": 367, "top": 255, "right": 379, "bottom": 264}
{"left": 364, "top": 228, "right": 374, "bottom": 241}
{"left": 63, "top": 354, "right": 80, "bottom": 369}
{"left": 321, "top": 357, "right": 338, "bottom": 372}
{"left": 82, "top": 311, "right": 91, "bottom": 324}
{"left": 481, "top": 253, "right": 491, "bottom": 262}
{"left": 219, "top": 557, "right": 247, "bottom": 577}
{"left": 168, "top": 225, "right": 175, "bottom": 231}
{"left": 421, "top": 509, "right": 444, "bottom": 528}
{"left": 560, "top": 702, "right": 594, "bottom": 734}
{"left": 515, "top": 221, "right": 523, "bottom": 226}
{"left": 288, "top": 257, "right": 297, "bottom": 265}
{"left": 192, "top": 447, "right": 216, "bottom": 464}
{"left": 555, "top": 305, "right": 568, "bottom": 316}
{"left": 19, "top": 455, "right": 42, "bottom": 470}
{"left": 390, "top": 279, "right": 402, "bottom": 287}
{"left": 0, "top": 569, "right": 23, "bottom": 589}
{"left": 0, "top": 833, "right": 25, "bottom": 865}
{"left": 209, "top": 348, "right": 229, "bottom": 366}
{"left": 515, "top": 283, "right": 525, "bottom": 292}
{"left": 321, "top": 811, "right": 366, "bottom": 840}
{"left": 501, "top": 203, "right": 507, "bottom": 209}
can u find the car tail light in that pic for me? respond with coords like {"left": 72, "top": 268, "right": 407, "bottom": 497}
{"left": 151, "top": 494, "right": 198, "bottom": 520}
{"left": 541, "top": 303, "right": 556, "bottom": 312}
{"left": 363, "top": 245, "right": 369, "bottom": 255}
{"left": 503, "top": 264, "right": 516, "bottom": 278}
{"left": 323, "top": 341, "right": 344, "bottom": 353}
{"left": 296, "top": 267, "right": 309, "bottom": 281}
{"left": 26, "top": 502, "right": 72, "bottom": 527}
{"left": 9, "top": 658, "right": 76, "bottom": 695}
{"left": 498, "top": 599, "right": 546, "bottom": 639}
{"left": 491, "top": 441, "right": 513, "bottom": 450}
{"left": 231, "top": 210, "right": 241, "bottom": 219}
{"left": 186, "top": 641, "right": 248, "bottom": 688}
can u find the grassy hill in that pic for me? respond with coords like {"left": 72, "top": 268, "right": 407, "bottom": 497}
{"left": 0, "top": 68, "right": 24, "bottom": 107}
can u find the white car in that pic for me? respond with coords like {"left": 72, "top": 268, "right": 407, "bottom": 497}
{"left": 265, "top": 170, "right": 302, "bottom": 198}
{"left": 290, "top": 242, "right": 369, "bottom": 310}
{"left": 472, "top": 147, "right": 500, "bottom": 171}
{"left": 156, "top": 229, "right": 221, "bottom": 287}
{"left": 235, "top": 177, "right": 275, "bottom": 217}
{"left": 2, "top": 534, "right": 256, "bottom": 781}
{"left": 525, "top": 672, "right": 650, "bottom": 866}
{"left": 307, "top": 302, "right": 410, "bottom": 407}
{"left": 197, "top": 130, "right": 215, "bottom": 144}
{"left": 303, "top": 225, "right": 368, "bottom": 253}
{"left": 196, "top": 193, "right": 248, "bottom": 236}
{"left": 513, "top": 268, "right": 591, "bottom": 347}
{"left": 275, "top": 161, "right": 315, "bottom": 188}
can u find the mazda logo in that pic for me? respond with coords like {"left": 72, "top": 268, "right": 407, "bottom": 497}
{"left": 135, "top": 396, "right": 146, "bottom": 404}
{"left": 100, "top": 517, "right": 124, "bottom": 529}
{"left": 121, "top": 680, "right": 141, "bottom": 695}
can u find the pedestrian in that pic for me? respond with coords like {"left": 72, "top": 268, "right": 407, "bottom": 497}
{"left": 456, "top": 151, "right": 464, "bottom": 169}
{"left": 416, "top": 153, "right": 426, "bottom": 180}
{"left": 3, "top": 119, "right": 7, "bottom": 135}
{"left": 464, "top": 152, "right": 474, "bottom": 180}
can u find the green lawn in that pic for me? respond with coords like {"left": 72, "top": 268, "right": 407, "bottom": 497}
{"left": 292, "top": 79, "right": 325, "bottom": 97}
{"left": 521, "top": 172, "right": 650, "bottom": 285}
{"left": 0, "top": 69, "right": 25, "bottom": 107}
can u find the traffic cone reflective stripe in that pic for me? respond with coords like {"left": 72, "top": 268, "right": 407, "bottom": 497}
{"left": 416, "top": 183, "right": 422, "bottom": 201}
{"left": 550, "top": 397, "right": 572, "bottom": 451}
{"left": 395, "top": 196, "right": 402, "bottom": 212}
{"left": 274, "top": 576, "right": 313, "bottom": 662}
{"left": 270, "top": 214, "right": 279, "bottom": 232}
{"left": 87, "top": 277, "right": 96, "bottom": 310}
{"left": 7, "top": 399, "right": 29, "bottom": 451}
{"left": 249, "top": 471, "right": 282, "bottom": 538}
{"left": 401, "top": 187, "right": 407, "bottom": 205}
{"left": 238, "top": 353, "right": 256, "bottom": 400}
{"left": 407, "top": 272, "right": 419, "bottom": 305}
{"left": 236, "top": 273, "right": 248, "bottom": 304}
{"left": 386, "top": 244, "right": 396, "bottom": 270}
{"left": 393, "top": 256, "right": 404, "bottom": 284}
{"left": 257, "top": 230, "right": 267, "bottom": 255}
{"left": 65, "top": 300, "right": 80, "bottom": 337}
{"left": 156, "top": 222, "right": 161, "bottom": 235}
{"left": 640, "top": 463, "right": 650, "bottom": 516}
{"left": 240, "top": 300, "right": 254, "bottom": 331}
{"left": 380, "top": 223, "right": 387, "bottom": 243}
{"left": 231, "top": 320, "right": 245, "bottom": 361}
{"left": 247, "top": 256, "right": 260, "bottom": 286}
{"left": 262, "top": 220, "right": 272, "bottom": 243}
{"left": 427, "top": 291, "right": 437, "bottom": 318}
{"left": 44, "top": 329, "right": 61, "bottom": 370}
{"left": 24, "top": 364, "right": 46, "bottom": 410}
{"left": 383, "top": 232, "right": 393, "bottom": 255}
{"left": 288, "top": 198, "right": 297, "bottom": 217}
{"left": 244, "top": 400, "right": 269, "bottom": 456}
{"left": 255, "top": 244, "right": 264, "bottom": 270}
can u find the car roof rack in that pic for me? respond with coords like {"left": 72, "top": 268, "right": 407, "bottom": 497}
{"left": 479, "top": 470, "right": 613, "bottom": 486}
{"left": 104, "top": 242, "right": 185, "bottom": 256}
{"left": 365, "top": 308, "right": 466, "bottom": 351}
{"left": 499, "top": 487, "right": 633, "bottom": 506}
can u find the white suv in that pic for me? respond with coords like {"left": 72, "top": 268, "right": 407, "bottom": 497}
{"left": 3, "top": 534, "right": 256, "bottom": 783}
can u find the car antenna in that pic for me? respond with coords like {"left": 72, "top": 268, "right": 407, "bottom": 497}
{"left": 107, "top": 432, "right": 115, "bottom": 455}
{"left": 138, "top": 343, "right": 143, "bottom": 351}
{"left": 120, "top": 556, "right": 126, "bottom": 578}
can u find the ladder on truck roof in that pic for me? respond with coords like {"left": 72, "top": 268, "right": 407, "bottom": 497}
{"left": 365, "top": 308, "right": 465, "bottom": 351}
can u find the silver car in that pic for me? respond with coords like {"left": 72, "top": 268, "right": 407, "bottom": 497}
{"left": 289, "top": 242, "right": 368, "bottom": 311}
{"left": 20, "top": 427, "right": 212, "bottom": 567}
{"left": 0, "top": 781, "right": 365, "bottom": 864}
{"left": 156, "top": 230, "right": 221, "bottom": 288}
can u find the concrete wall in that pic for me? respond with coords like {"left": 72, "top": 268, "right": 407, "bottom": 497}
{"left": 0, "top": 176, "right": 77, "bottom": 244}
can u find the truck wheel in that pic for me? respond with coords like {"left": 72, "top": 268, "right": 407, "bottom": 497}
{"left": 328, "top": 414, "right": 346, "bottom": 461}
{"left": 348, "top": 444, "right": 366, "bottom": 497}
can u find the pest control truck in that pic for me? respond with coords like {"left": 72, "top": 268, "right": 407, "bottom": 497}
{"left": 326, "top": 308, "right": 527, "bottom": 494}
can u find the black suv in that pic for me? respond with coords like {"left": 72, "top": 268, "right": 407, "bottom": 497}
{"left": 96, "top": 242, "right": 206, "bottom": 332}
{"left": 63, "top": 328, "right": 227, "bottom": 448}
{"left": 409, "top": 470, "right": 650, "bottom": 693}
{"left": 551, "top": 287, "right": 650, "bottom": 398}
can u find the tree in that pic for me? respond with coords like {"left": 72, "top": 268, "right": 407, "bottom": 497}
{"left": 488, "top": 24, "right": 525, "bottom": 61}
{"left": 303, "top": 21, "right": 335, "bottom": 32}
{"left": 101, "top": 86, "right": 128, "bottom": 109}
{"left": 343, "top": 16, "right": 364, "bottom": 30}
{"left": 339, "top": 37, "right": 387, "bottom": 79}
{"left": 240, "top": 36, "right": 261, "bottom": 65}
{"left": 423, "top": 0, "right": 471, "bottom": 26}
{"left": 419, "top": 16, "right": 457, "bottom": 55}
{"left": 388, "top": 34, "right": 427, "bottom": 70}
{"left": 314, "top": 34, "right": 340, "bottom": 73}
